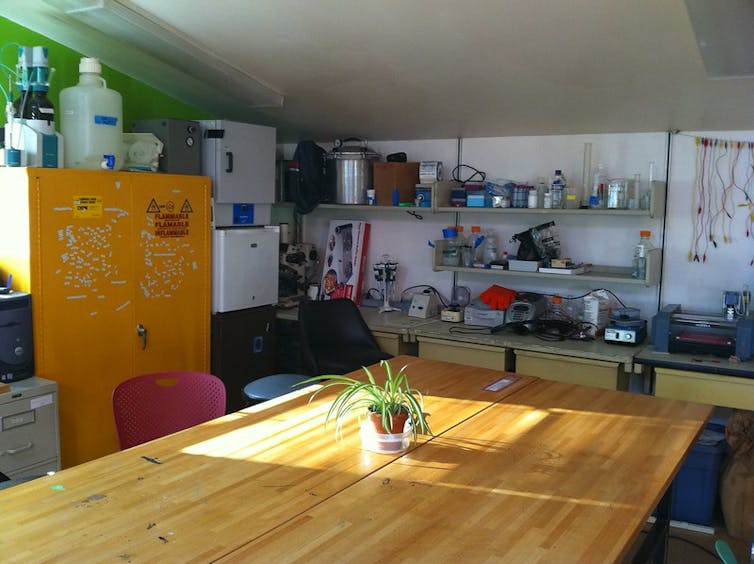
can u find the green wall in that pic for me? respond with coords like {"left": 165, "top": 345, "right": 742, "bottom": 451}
{"left": 0, "top": 16, "right": 210, "bottom": 130}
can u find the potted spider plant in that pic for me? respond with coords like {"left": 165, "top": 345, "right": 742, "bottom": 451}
{"left": 301, "top": 359, "right": 432, "bottom": 453}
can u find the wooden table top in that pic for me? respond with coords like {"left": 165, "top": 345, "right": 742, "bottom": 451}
{"left": 223, "top": 378, "right": 712, "bottom": 563}
{"left": 0, "top": 356, "right": 534, "bottom": 562}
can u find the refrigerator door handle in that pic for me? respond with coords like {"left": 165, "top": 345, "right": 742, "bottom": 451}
{"left": 225, "top": 151, "right": 233, "bottom": 173}
{"left": 136, "top": 323, "right": 148, "bottom": 350}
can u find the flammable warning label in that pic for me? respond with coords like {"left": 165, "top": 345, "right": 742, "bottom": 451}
{"left": 154, "top": 212, "right": 190, "bottom": 238}
{"left": 73, "top": 195, "right": 103, "bottom": 218}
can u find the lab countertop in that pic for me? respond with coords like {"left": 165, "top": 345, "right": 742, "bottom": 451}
{"left": 635, "top": 345, "right": 754, "bottom": 379}
{"left": 276, "top": 304, "right": 641, "bottom": 366}
{"left": 412, "top": 319, "right": 642, "bottom": 366}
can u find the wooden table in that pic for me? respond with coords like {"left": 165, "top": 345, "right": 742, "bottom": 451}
{"left": 0, "top": 356, "right": 711, "bottom": 562}
{"left": 0, "top": 356, "right": 532, "bottom": 562}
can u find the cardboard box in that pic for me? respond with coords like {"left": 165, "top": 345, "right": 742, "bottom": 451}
{"left": 319, "top": 220, "right": 370, "bottom": 305}
{"left": 373, "top": 162, "right": 419, "bottom": 205}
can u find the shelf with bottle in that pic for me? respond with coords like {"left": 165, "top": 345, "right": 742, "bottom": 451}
{"left": 430, "top": 239, "right": 662, "bottom": 286}
{"left": 432, "top": 181, "right": 665, "bottom": 219}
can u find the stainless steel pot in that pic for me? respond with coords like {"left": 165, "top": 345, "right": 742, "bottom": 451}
{"left": 326, "top": 138, "right": 380, "bottom": 204}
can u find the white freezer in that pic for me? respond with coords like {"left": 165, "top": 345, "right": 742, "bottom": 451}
{"left": 212, "top": 226, "right": 279, "bottom": 313}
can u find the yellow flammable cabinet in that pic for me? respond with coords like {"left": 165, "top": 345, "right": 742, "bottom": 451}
{"left": 0, "top": 168, "right": 211, "bottom": 467}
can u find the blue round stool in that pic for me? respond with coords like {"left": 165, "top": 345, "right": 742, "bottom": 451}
{"left": 243, "top": 373, "right": 311, "bottom": 404}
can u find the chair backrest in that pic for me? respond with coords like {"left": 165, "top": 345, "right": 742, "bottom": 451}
{"left": 298, "top": 298, "right": 389, "bottom": 375}
{"left": 112, "top": 371, "right": 226, "bottom": 450}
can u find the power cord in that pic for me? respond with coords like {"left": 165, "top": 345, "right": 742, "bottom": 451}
{"left": 401, "top": 285, "right": 449, "bottom": 308}
{"left": 451, "top": 164, "right": 487, "bottom": 185}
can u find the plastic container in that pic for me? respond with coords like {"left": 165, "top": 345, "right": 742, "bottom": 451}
{"left": 590, "top": 163, "right": 608, "bottom": 209}
{"left": 632, "top": 230, "right": 654, "bottom": 279}
{"left": 551, "top": 169, "right": 566, "bottom": 209}
{"left": 482, "top": 229, "right": 498, "bottom": 265}
{"left": 60, "top": 57, "right": 123, "bottom": 170}
{"left": 441, "top": 227, "right": 460, "bottom": 266}
{"left": 670, "top": 425, "right": 727, "bottom": 525}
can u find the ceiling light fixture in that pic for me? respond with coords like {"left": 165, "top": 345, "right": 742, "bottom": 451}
{"left": 6, "top": 0, "right": 283, "bottom": 110}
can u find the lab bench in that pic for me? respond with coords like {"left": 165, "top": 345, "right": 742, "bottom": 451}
{"left": 635, "top": 345, "right": 754, "bottom": 410}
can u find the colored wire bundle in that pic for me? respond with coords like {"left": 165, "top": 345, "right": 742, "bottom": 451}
{"left": 687, "top": 134, "right": 754, "bottom": 265}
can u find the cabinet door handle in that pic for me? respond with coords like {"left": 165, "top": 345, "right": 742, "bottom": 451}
{"left": 136, "top": 323, "right": 148, "bottom": 350}
{"left": 225, "top": 151, "right": 233, "bottom": 173}
{"left": 3, "top": 442, "right": 33, "bottom": 455}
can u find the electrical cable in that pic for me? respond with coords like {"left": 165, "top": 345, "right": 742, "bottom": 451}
{"left": 451, "top": 163, "right": 487, "bottom": 185}
{"left": 401, "top": 285, "right": 448, "bottom": 308}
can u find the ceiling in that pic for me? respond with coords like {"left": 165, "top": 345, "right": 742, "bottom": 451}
{"left": 3, "top": 0, "right": 754, "bottom": 143}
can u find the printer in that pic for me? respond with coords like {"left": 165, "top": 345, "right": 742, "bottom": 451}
{"left": 651, "top": 304, "right": 754, "bottom": 360}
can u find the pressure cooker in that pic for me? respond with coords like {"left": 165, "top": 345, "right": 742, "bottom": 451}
{"left": 326, "top": 138, "right": 380, "bottom": 204}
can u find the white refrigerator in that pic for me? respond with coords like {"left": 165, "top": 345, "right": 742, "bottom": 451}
{"left": 212, "top": 226, "right": 279, "bottom": 314}
{"left": 211, "top": 225, "right": 279, "bottom": 412}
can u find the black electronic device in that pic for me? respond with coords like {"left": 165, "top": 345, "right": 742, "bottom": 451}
{"left": 0, "top": 292, "right": 34, "bottom": 382}
{"left": 131, "top": 118, "right": 202, "bottom": 175}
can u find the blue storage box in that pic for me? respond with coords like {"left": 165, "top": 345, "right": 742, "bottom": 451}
{"left": 670, "top": 424, "right": 727, "bottom": 525}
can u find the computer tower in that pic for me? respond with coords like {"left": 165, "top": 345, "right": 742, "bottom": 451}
{"left": 0, "top": 293, "right": 33, "bottom": 382}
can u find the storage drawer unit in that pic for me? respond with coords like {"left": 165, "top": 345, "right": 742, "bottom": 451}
{"left": 418, "top": 337, "right": 511, "bottom": 371}
{"left": 654, "top": 367, "right": 754, "bottom": 409}
{"left": 0, "top": 377, "right": 60, "bottom": 479}
{"left": 514, "top": 350, "right": 622, "bottom": 390}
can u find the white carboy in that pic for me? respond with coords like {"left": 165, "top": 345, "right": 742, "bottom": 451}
{"left": 59, "top": 57, "right": 124, "bottom": 170}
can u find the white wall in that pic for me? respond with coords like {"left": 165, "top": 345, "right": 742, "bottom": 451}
{"left": 283, "top": 129, "right": 754, "bottom": 319}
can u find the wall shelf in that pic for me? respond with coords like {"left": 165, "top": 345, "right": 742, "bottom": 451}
{"left": 278, "top": 180, "right": 666, "bottom": 219}
{"left": 431, "top": 241, "right": 662, "bottom": 287}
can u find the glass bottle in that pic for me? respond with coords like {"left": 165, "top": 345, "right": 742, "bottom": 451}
{"left": 470, "top": 225, "right": 483, "bottom": 265}
{"left": 590, "top": 163, "right": 608, "bottom": 209}
{"left": 482, "top": 229, "right": 498, "bottom": 265}
{"left": 441, "top": 227, "right": 460, "bottom": 266}
{"left": 551, "top": 169, "right": 566, "bottom": 209}
{"left": 632, "top": 230, "right": 654, "bottom": 280}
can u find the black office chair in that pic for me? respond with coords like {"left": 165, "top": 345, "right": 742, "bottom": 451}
{"left": 298, "top": 298, "right": 392, "bottom": 376}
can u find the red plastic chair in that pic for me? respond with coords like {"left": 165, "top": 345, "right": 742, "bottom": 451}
{"left": 112, "top": 372, "right": 226, "bottom": 450}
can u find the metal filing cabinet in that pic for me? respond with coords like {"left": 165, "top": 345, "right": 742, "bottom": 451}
{"left": 0, "top": 377, "right": 60, "bottom": 479}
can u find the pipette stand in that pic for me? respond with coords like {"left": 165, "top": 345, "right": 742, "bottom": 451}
{"left": 373, "top": 258, "right": 399, "bottom": 313}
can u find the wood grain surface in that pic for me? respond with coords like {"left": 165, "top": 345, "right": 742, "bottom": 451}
{"left": 0, "top": 356, "right": 532, "bottom": 562}
{"left": 222, "top": 378, "right": 712, "bottom": 563}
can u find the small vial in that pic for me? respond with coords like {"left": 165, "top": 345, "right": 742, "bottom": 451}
{"left": 543, "top": 191, "right": 552, "bottom": 209}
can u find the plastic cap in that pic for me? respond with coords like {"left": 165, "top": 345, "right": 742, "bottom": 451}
{"left": 552, "top": 296, "right": 563, "bottom": 304}
{"left": 640, "top": 230, "right": 651, "bottom": 237}
{"left": 79, "top": 57, "right": 102, "bottom": 74}
{"left": 471, "top": 225, "right": 481, "bottom": 232}
{"left": 442, "top": 228, "right": 458, "bottom": 238}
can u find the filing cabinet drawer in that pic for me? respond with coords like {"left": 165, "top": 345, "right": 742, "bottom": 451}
{"left": 0, "top": 384, "right": 59, "bottom": 475}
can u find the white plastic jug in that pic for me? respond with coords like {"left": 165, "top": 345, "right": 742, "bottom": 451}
{"left": 60, "top": 57, "right": 123, "bottom": 170}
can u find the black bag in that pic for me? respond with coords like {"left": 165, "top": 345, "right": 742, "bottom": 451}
{"left": 291, "top": 141, "right": 327, "bottom": 215}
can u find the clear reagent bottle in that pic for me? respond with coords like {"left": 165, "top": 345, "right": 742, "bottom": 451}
{"left": 551, "top": 169, "right": 567, "bottom": 209}
{"left": 632, "top": 230, "right": 654, "bottom": 280}
{"left": 590, "top": 163, "right": 608, "bottom": 209}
